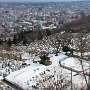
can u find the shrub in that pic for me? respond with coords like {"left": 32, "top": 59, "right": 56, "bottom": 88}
{"left": 69, "top": 48, "right": 75, "bottom": 56}
{"left": 40, "top": 52, "right": 51, "bottom": 66}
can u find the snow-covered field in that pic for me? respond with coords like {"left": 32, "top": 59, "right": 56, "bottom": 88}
{"left": 5, "top": 53, "right": 90, "bottom": 90}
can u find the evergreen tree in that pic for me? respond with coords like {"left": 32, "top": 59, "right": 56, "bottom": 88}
{"left": 62, "top": 46, "right": 69, "bottom": 55}
{"left": 0, "top": 39, "right": 3, "bottom": 45}
{"left": 46, "top": 29, "right": 51, "bottom": 36}
{"left": 37, "top": 31, "right": 43, "bottom": 40}
{"left": 40, "top": 52, "right": 50, "bottom": 65}
{"left": 13, "top": 35, "right": 18, "bottom": 44}
{"left": 7, "top": 38, "right": 12, "bottom": 46}
{"left": 23, "top": 36, "right": 27, "bottom": 45}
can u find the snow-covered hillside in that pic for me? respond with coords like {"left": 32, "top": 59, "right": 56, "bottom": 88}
{"left": 5, "top": 53, "right": 90, "bottom": 90}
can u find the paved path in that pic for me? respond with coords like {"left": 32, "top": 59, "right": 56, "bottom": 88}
{"left": 67, "top": 54, "right": 89, "bottom": 61}
{"left": 59, "top": 61, "right": 90, "bottom": 76}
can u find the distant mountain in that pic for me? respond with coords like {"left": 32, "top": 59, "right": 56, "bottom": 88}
{"left": 60, "top": 16, "right": 90, "bottom": 33}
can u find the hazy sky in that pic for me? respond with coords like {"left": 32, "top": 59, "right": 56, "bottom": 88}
{"left": 0, "top": 0, "right": 85, "bottom": 2}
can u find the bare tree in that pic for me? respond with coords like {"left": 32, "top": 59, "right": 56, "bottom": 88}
{"left": 43, "top": 33, "right": 62, "bottom": 56}
{"left": 36, "top": 69, "right": 71, "bottom": 90}
{"left": 76, "top": 30, "right": 89, "bottom": 89}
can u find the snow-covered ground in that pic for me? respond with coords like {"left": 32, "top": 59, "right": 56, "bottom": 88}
{"left": 61, "top": 57, "right": 89, "bottom": 71}
{"left": 0, "top": 76, "right": 3, "bottom": 80}
{"left": 60, "top": 57, "right": 90, "bottom": 88}
{"left": 5, "top": 53, "right": 90, "bottom": 90}
{"left": 6, "top": 63, "right": 46, "bottom": 89}
{"left": 0, "top": 58, "right": 23, "bottom": 78}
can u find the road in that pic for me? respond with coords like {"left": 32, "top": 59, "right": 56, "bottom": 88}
{"left": 2, "top": 79, "right": 24, "bottom": 90}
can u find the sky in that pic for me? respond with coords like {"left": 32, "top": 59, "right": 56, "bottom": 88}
{"left": 0, "top": 0, "right": 85, "bottom": 2}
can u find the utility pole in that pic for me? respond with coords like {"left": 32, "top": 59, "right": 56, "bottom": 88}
{"left": 71, "top": 68, "right": 73, "bottom": 90}
{"left": 88, "top": 66, "right": 90, "bottom": 89}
